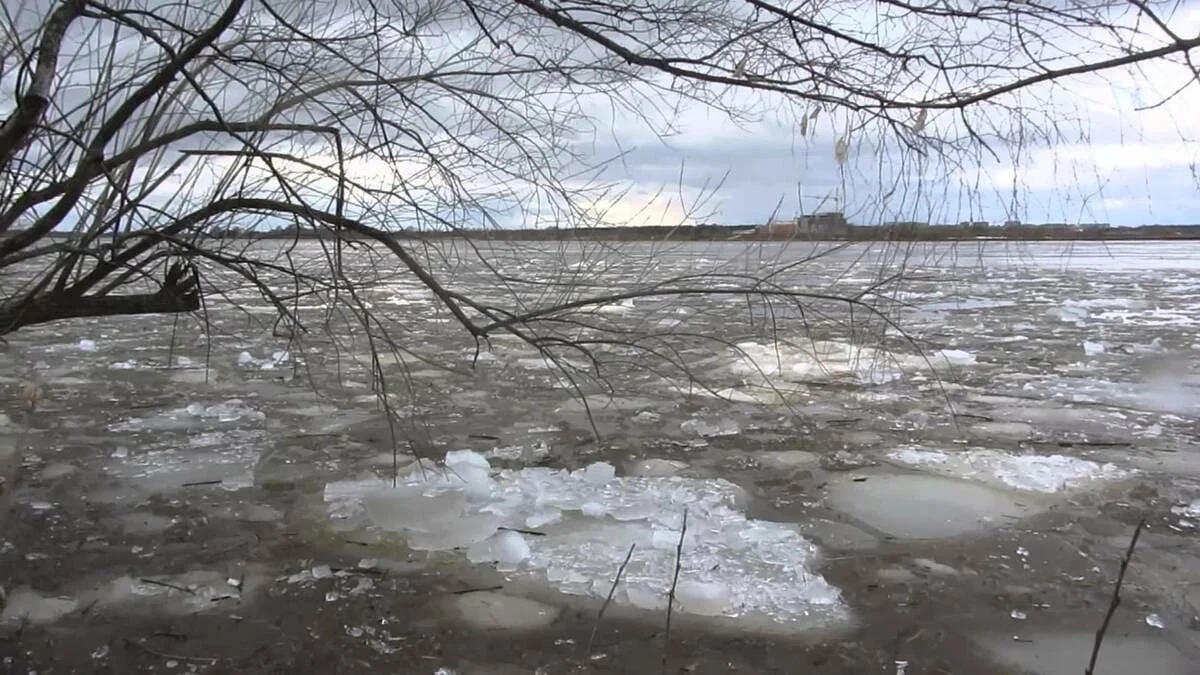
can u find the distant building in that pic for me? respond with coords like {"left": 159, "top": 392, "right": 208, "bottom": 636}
{"left": 762, "top": 212, "right": 850, "bottom": 238}
{"left": 1003, "top": 219, "right": 1022, "bottom": 228}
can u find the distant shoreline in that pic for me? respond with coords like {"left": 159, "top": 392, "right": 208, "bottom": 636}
{"left": 37, "top": 224, "right": 1200, "bottom": 243}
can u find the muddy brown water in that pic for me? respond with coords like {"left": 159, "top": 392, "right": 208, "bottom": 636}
{"left": 2, "top": 241, "right": 1200, "bottom": 673}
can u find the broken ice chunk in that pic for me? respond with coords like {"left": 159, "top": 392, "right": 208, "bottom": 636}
{"left": 680, "top": 418, "right": 740, "bottom": 438}
{"left": 626, "top": 585, "right": 667, "bottom": 610}
{"left": 0, "top": 588, "right": 78, "bottom": 624}
{"left": 675, "top": 580, "right": 731, "bottom": 616}
{"left": 580, "top": 502, "right": 606, "bottom": 518}
{"left": 609, "top": 501, "right": 657, "bottom": 521}
{"left": 406, "top": 513, "right": 501, "bottom": 551}
{"left": 78, "top": 339, "right": 97, "bottom": 351}
{"left": 1082, "top": 340, "right": 1106, "bottom": 356}
{"left": 445, "top": 449, "right": 491, "bottom": 471}
{"left": 576, "top": 462, "right": 615, "bottom": 484}
{"left": 448, "top": 464, "right": 493, "bottom": 500}
{"left": 466, "top": 530, "right": 530, "bottom": 567}
{"left": 936, "top": 349, "right": 976, "bottom": 365}
{"left": 526, "top": 508, "right": 562, "bottom": 529}
{"left": 364, "top": 488, "right": 466, "bottom": 532}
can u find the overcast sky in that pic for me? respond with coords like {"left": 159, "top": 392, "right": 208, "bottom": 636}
{"left": 570, "top": 3, "right": 1200, "bottom": 229}
{"left": 8, "top": 0, "right": 1199, "bottom": 232}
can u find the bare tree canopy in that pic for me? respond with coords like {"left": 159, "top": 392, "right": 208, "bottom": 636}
{"left": 0, "top": 0, "right": 1197, "bottom": 338}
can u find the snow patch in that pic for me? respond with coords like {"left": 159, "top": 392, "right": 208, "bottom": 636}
{"left": 887, "top": 447, "right": 1126, "bottom": 493}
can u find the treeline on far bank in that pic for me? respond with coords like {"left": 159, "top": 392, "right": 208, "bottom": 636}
{"left": 203, "top": 223, "right": 1200, "bottom": 242}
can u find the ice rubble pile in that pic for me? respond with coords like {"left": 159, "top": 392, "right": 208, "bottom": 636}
{"left": 887, "top": 447, "right": 1126, "bottom": 493}
{"left": 324, "top": 451, "right": 843, "bottom": 622}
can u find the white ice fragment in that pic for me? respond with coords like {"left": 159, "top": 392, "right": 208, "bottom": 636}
{"left": 1082, "top": 340, "right": 1106, "bottom": 356}
{"left": 406, "top": 513, "right": 500, "bottom": 551}
{"left": 651, "top": 528, "right": 682, "bottom": 549}
{"left": 1171, "top": 499, "right": 1200, "bottom": 519}
{"left": 675, "top": 580, "right": 731, "bottom": 616}
{"left": 608, "top": 501, "right": 657, "bottom": 521}
{"left": 1, "top": 588, "right": 77, "bottom": 624}
{"left": 1145, "top": 613, "right": 1164, "bottom": 629}
{"left": 311, "top": 565, "right": 334, "bottom": 579}
{"left": 364, "top": 488, "right": 466, "bottom": 533}
{"left": 632, "top": 411, "right": 661, "bottom": 424}
{"left": 576, "top": 462, "right": 615, "bottom": 484}
{"left": 680, "top": 418, "right": 740, "bottom": 438}
{"left": 1010, "top": 609, "right": 1027, "bottom": 621}
{"left": 526, "top": 509, "right": 562, "bottom": 529}
{"left": 237, "top": 351, "right": 256, "bottom": 366}
{"left": 936, "top": 349, "right": 977, "bottom": 366}
{"left": 447, "top": 463, "right": 493, "bottom": 501}
{"left": 445, "top": 449, "right": 491, "bottom": 471}
{"left": 180, "top": 399, "right": 265, "bottom": 423}
{"left": 628, "top": 459, "right": 688, "bottom": 477}
{"left": 78, "top": 339, "right": 97, "bottom": 351}
{"left": 626, "top": 585, "right": 667, "bottom": 610}
{"left": 580, "top": 502, "right": 606, "bottom": 518}
{"left": 887, "top": 447, "right": 1125, "bottom": 493}
{"left": 912, "top": 558, "right": 959, "bottom": 576}
{"left": 467, "top": 530, "right": 530, "bottom": 567}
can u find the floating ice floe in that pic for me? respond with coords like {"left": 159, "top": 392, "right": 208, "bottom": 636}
{"left": 1082, "top": 340, "right": 1106, "bottom": 356}
{"left": 77, "top": 339, "right": 97, "bottom": 351}
{"left": 1170, "top": 499, "right": 1200, "bottom": 520}
{"left": 680, "top": 418, "right": 740, "bottom": 438}
{"left": 595, "top": 297, "right": 637, "bottom": 314}
{"left": 728, "top": 340, "right": 941, "bottom": 386}
{"left": 237, "top": 350, "right": 291, "bottom": 370}
{"left": 110, "top": 399, "right": 265, "bottom": 433}
{"left": 935, "top": 349, "right": 977, "bottom": 366}
{"left": 323, "top": 451, "right": 844, "bottom": 625}
{"left": 886, "top": 447, "right": 1127, "bottom": 493}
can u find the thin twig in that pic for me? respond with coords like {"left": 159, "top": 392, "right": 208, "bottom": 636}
{"left": 451, "top": 585, "right": 504, "bottom": 595}
{"left": 138, "top": 578, "right": 194, "bottom": 594}
{"left": 124, "top": 638, "right": 218, "bottom": 664}
{"left": 1085, "top": 518, "right": 1145, "bottom": 675}
{"left": 497, "top": 526, "right": 546, "bottom": 537}
{"left": 662, "top": 508, "right": 687, "bottom": 675}
{"left": 587, "top": 543, "right": 636, "bottom": 658}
